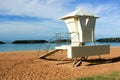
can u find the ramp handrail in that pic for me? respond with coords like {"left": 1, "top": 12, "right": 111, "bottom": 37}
{"left": 37, "top": 32, "right": 80, "bottom": 58}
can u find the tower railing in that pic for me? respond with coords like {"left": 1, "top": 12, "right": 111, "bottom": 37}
{"left": 37, "top": 32, "right": 80, "bottom": 58}
{"left": 55, "top": 32, "right": 80, "bottom": 47}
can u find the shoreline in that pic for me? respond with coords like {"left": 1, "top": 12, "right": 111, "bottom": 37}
{"left": 0, "top": 46, "right": 120, "bottom": 53}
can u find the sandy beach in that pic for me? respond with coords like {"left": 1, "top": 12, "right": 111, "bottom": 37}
{"left": 0, "top": 47, "right": 120, "bottom": 80}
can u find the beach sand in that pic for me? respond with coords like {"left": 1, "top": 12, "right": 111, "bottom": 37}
{"left": 0, "top": 47, "right": 120, "bottom": 80}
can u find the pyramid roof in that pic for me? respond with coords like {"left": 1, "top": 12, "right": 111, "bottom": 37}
{"left": 60, "top": 9, "right": 99, "bottom": 20}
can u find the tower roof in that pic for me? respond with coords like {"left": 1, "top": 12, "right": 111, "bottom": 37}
{"left": 60, "top": 9, "right": 99, "bottom": 20}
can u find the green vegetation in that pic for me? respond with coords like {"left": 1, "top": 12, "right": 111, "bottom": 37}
{"left": 96, "top": 38, "right": 120, "bottom": 42}
{"left": 75, "top": 72, "right": 120, "bottom": 80}
{"left": 0, "top": 41, "right": 5, "bottom": 44}
{"left": 12, "top": 40, "right": 48, "bottom": 44}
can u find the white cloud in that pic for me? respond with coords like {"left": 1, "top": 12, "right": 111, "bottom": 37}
{"left": 0, "top": 0, "right": 71, "bottom": 40}
{"left": 0, "top": 20, "right": 67, "bottom": 40}
{"left": 0, "top": 0, "right": 120, "bottom": 40}
{"left": 0, "top": 0, "right": 72, "bottom": 19}
{"left": 77, "top": 4, "right": 120, "bottom": 21}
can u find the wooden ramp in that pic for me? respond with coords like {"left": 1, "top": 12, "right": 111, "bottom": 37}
{"left": 39, "top": 49, "right": 60, "bottom": 59}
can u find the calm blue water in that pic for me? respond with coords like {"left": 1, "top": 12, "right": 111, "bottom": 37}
{"left": 0, "top": 43, "right": 56, "bottom": 52}
{"left": 0, "top": 42, "right": 120, "bottom": 52}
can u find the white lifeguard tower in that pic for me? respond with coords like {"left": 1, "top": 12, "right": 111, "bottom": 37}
{"left": 60, "top": 9, "right": 98, "bottom": 46}
{"left": 39, "top": 9, "right": 110, "bottom": 67}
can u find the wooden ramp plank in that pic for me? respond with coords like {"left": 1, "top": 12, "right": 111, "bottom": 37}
{"left": 39, "top": 49, "right": 60, "bottom": 59}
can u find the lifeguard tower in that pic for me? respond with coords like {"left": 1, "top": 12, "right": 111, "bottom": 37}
{"left": 39, "top": 9, "right": 110, "bottom": 67}
{"left": 60, "top": 9, "right": 97, "bottom": 46}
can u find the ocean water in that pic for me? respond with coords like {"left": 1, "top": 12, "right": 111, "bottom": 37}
{"left": 0, "top": 43, "right": 55, "bottom": 52}
{"left": 0, "top": 42, "right": 120, "bottom": 52}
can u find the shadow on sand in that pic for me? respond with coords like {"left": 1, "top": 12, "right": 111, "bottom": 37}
{"left": 39, "top": 56, "right": 120, "bottom": 66}
{"left": 85, "top": 56, "right": 120, "bottom": 66}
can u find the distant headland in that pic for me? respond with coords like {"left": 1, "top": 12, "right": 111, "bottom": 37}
{"left": 0, "top": 41, "right": 5, "bottom": 44}
{"left": 0, "top": 38, "right": 120, "bottom": 44}
{"left": 96, "top": 38, "right": 120, "bottom": 42}
{"left": 12, "top": 40, "right": 48, "bottom": 44}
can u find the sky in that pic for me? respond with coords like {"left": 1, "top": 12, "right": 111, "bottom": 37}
{"left": 0, "top": 0, "right": 120, "bottom": 41}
